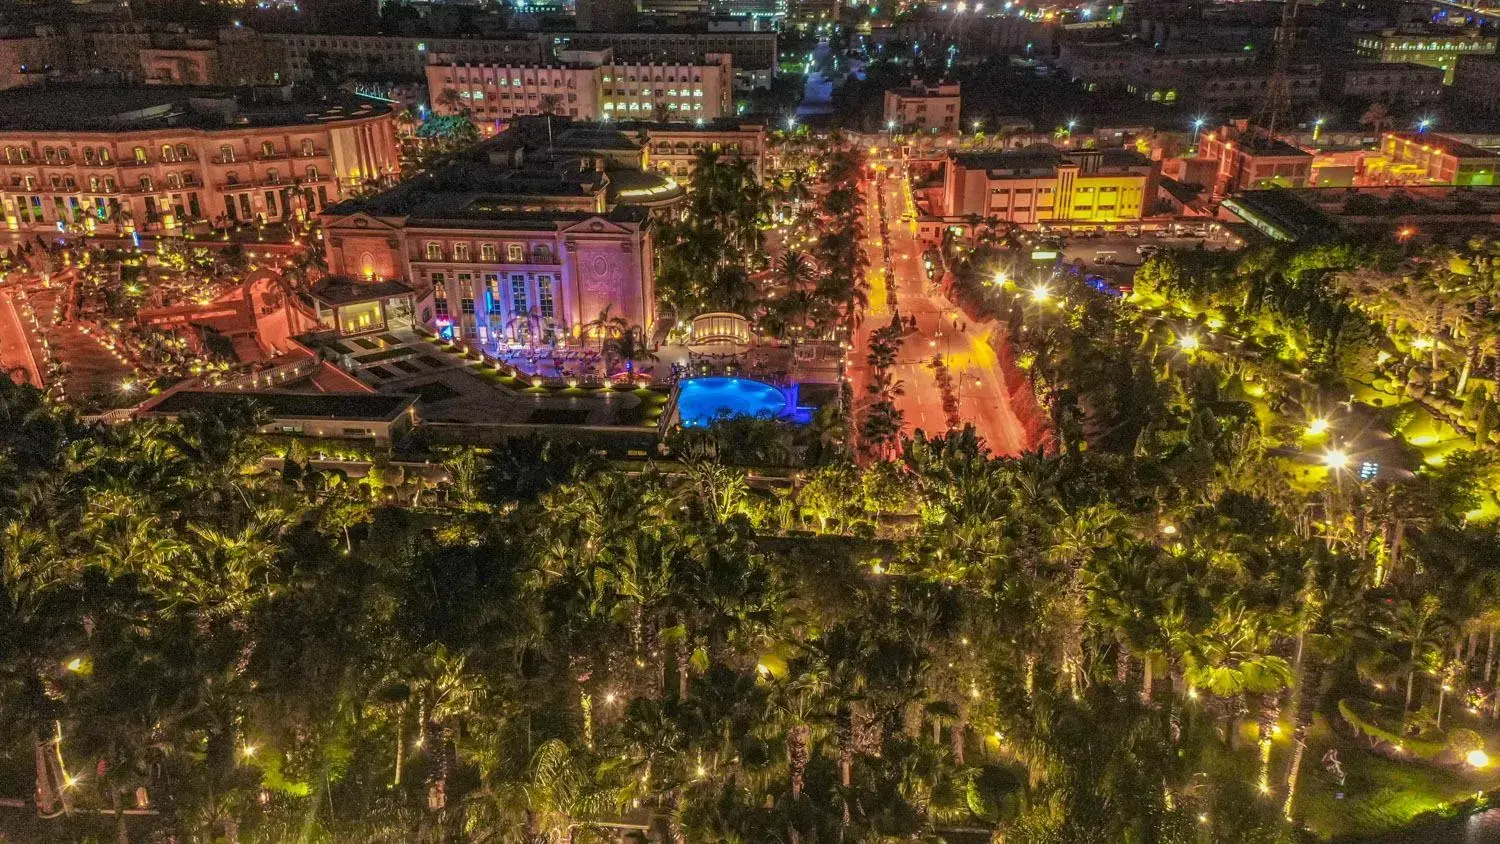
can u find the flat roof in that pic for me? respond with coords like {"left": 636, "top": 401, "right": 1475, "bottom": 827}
{"left": 309, "top": 277, "right": 415, "bottom": 306}
{"left": 1386, "top": 132, "right": 1497, "bottom": 160}
{"left": 954, "top": 145, "right": 1153, "bottom": 173}
{"left": 0, "top": 86, "right": 391, "bottom": 132}
{"left": 148, "top": 390, "right": 416, "bottom": 422}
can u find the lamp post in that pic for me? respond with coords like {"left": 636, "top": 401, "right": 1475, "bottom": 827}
{"left": 1417, "top": 117, "right": 1434, "bottom": 133}
{"left": 1312, "top": 116, "right": 1325, "bottom": 143}
{"left": 1191, "top": 117, "right": 1207, "bottom": 150}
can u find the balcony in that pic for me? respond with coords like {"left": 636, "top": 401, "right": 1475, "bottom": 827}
{"left": 413, "top": 253, "right": 561, "bottom": 267}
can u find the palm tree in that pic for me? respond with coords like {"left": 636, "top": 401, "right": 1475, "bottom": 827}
{"left": 1360, "top": 102, "right": 1393, "bottom": 138}
{"left": 409, "top": 646, "right": 482, "bottom": 813}
{"left": 773, "top": 251, "right": 816, "bottom": 291}
{"left": 1376, "top": 593, "right": 1452, "bottom": 714}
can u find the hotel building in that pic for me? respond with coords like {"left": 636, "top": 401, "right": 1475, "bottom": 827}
{"left": 425, "top": 48, "right": 734, "bottom": 122}
{"left": 314, "top": 119, "right": 677, "bottom": 344}
{"left": 0, "top": 87, "right": 399, "bottom": 233}
{"left": 883, "top": 79, "right": 960, "bottom": 133}
{"left": 939, "top": 146, "right": 1158, "bottom": 227}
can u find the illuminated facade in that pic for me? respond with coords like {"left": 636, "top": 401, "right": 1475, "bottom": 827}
{"left": 636, "top": 120, "right": 766, "bottom": 182}
{"left": 883, "top": 79, "right": 961, "bottom": 133}
{"left": 1356, "top": 28, "right": 1498, "bottom": 84}
{"left": 425, "top": 49, "right": 734, "bottom": 122}
{"left": 940, "top": 146, "right": 1158, "bottom": 227}
{"left": 318, "top": 150, "right": 659, "bottom": 343}
{"left": 1365, "top": 132, "right": 1498, "bottom": 186}
{"left": 0, "top": 88, "right": 398, "bottom": 233}
{"left": 1198, "top": 130, "right": 1312, "bottom": 196}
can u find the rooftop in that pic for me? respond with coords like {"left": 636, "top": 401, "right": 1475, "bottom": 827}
{"left": 323, "top": 163, "right": 653, "bottom": 227}
{"left": 1386, "top": 132, "right": 1497, "bottom": 160}
{"left": 0, "top": 86, "right": 391, "bottom": 133}
{"left": 147, "top": 389, "right": 416, "bottom": 421}
{"left": 953, "top": 145, "right": 1154, "bottom": 174}
{"left": 308, "top": 277, "right": 415, "bottom": 307}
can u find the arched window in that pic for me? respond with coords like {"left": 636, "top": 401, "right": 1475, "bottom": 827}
{"left": 58, "top": 148, "right": 70, "bottom": 164}
{"left": 177, "top": 143, "right": 190, "bottom": 160}
{"left": 305, "top": 165, "right": 319, "bottom": 180}
{"left": 261, "top": 140, "right": 276, "bottom": 157}
{"left": 219, "top": 145, "right": 235, "bottom": 163}
{"left": 5, "top": 147, "right": 16, "bottom": 164}
{"left": 166, "top": 173, "right": 182, "bottom": 189}
{"left": 82, "top": 147, "right": 94, "bottom": 165}
{"left": 265, "top": 168, "right": 279, "bottom": 184}
{"left": 160, "top": 144, "right": 176, "bottom": 162}
{"left": 300, "top": 138, "right": 314, "bottom": 156}
{"left": 139, "top": 175, "right": 153, "bottom": 191}
{"left": 225, "top": 171, "right": 239, "bottom": 185}
{"left": 132, "top": 146, "right": 147, "bottom": 164}
{"left": 97, "top": 147, "right": 110, "bottom": 164}
{"left": 42, "top": 146, "right": 54, "bottom": 163}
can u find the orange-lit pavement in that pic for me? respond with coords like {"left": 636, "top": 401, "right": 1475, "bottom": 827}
{"left": 851, "top": 168, "right": 1034, "bottom": 457}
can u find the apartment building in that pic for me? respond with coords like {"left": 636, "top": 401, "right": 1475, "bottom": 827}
{"left": 0, "top": 87, "right": 399, "bottom": 232}
{"left": 426, "top": 49, "right": 734, "bottom": 122}
{"left": 545, "top": 30, "right": 777, "bottom": 89}
{"left": 939, "top": 146, "right": 1159, "bottom": 227}
{"left": 883, "top": 79, "right": 960, "bottom": 133}
{"left": 0, "top": 31, "right": 66, "bottom": 90}
{"left": 270, "top": 30, "right": 777, "bottom": 91}
{"left": 1356, "top": 27, "right": 1498, "bottom": 84}
{"left": 272, "top": 33, "right": 543, "bottom": 82}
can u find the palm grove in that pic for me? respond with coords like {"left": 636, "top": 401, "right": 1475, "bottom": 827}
{"left": 6, "top": 144, "right": 1500, "bottom": 844}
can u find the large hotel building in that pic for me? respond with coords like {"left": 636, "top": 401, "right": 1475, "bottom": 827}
{"left": 0, "top": 87, "right": 400, "bottom": 233}
{"left": 425, "top": 48, "right": 734, "bottom": 122}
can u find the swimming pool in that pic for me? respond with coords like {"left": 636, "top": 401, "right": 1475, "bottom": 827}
{"left": 674, "top": 377, "right": 811, "bottom": 427}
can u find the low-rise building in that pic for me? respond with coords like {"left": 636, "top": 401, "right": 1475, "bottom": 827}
{"left": 1330, "top": 61, "right": 1444, "bottom": 106}
{"left": 939, "top": 145, "right": 1158, "bottom": 227}
{"left": 426, "top": 49, "right": 734, "bottom": 122}
{"left": 1355, "top": 26, "right": 1498, "bottom": 84}
{"left": 1222, "top": 185, "right": 1500, "bottom": 242}
{"left": 1453, "top": 55, "right": 1500, "bottom": 119}
{"left": 0, "top": 86, "right": 399, "bottom": 233}
{"left": 630, "top": 119, "right": 766, "bottom": 182}
{"left": 1199, "top": 130, "right": 1313, "bottom": 196}
{"left": 1365, "top": 131, "right": 1498, "bottom": 186}
{"left": 140, "top": 388, "right": 418, "bottom": 443}
{"left": 883, "top": 79, "right": 960, "bottom": 133}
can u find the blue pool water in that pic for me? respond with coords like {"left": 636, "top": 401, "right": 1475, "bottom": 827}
{"left": 675, "top": 377, "right": 811, "bottom": 427}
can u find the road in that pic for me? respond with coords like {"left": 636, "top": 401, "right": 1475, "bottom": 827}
{"left": 0, "top": 289, "right": 41, "bottom": 387}
{"left": 852, "top": 166, "right": 1034, "bottom": 456}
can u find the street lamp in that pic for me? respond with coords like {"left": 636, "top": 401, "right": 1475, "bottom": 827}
{"left": 786, "top": 116, "right": 798, "bottom": 131}
{"left": 972, "top": 119, "right": 983, "bottom": 134}
{"left": 1191, "top": 116, "right": 1207, "bottom": 148}
{"left": 1312, "top": 116, "right": 1326, "bottom": 142}
{"left": 1418, "top": 117, "right": 1434, "bottom": 133}
{"left": 1322, "top": 449, "right": 1350, "bottom": 470}
{"left": 1306, "top": 417, "right": 1330, "bottom": 437}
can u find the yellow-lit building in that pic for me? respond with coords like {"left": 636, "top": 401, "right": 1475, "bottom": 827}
{"left": 1363, "top": 131, "right": 1499, "bottom": 187}
{"left": 1356, "top": 27, "right": 1498, "bottom": 84}
{"left": 940, "top": 146, "right": 1158, "bottom": 227}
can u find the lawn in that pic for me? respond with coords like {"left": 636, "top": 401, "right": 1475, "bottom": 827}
{"left": 1299, "top": 711, "right": 1500, "bottom": 840}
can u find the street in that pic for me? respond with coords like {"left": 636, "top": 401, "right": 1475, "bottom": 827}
{"left": 852, "top": 166, "right": 1034, "bottom": 456}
